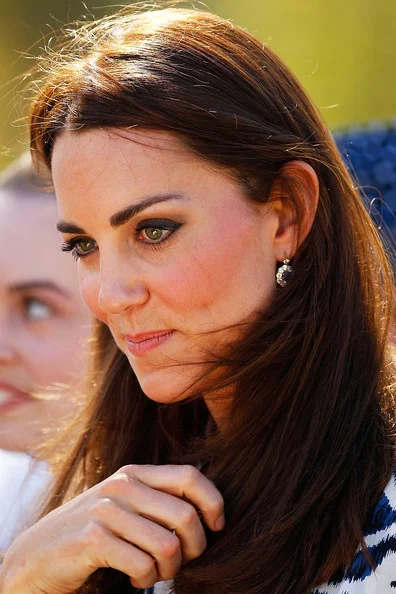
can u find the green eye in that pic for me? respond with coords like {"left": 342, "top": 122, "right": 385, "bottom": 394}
{"left": 61, "top": 237, "right": 97, "bottom": 260}
{"left": 76, "top": 239, "right": 96, "bottom": 254}
{"left": 143, "top": 227, "right": 166, "bottom": 242}
{"left": 135, "top": 219, "right": 182, "bottom": 247}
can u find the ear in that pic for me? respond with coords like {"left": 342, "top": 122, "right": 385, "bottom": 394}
{"left": 268, "top": 160, "right": 319, "bottom": 261}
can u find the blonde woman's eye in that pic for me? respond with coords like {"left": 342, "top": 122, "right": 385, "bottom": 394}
{"left": 24, "top": 299, "right": 54, "bottom": 321}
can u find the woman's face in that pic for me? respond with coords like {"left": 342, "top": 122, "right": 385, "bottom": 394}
{"left": 52, "top": 129, "right": 282, "bottom": 410}
{"left": 0, "top": 192, "right": 91, "bottom": 453}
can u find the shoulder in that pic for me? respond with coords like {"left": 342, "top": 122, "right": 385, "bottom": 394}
{"left": 314, "top": 473, "right": 396, "bottom": 594}
{"left": 0, "top": 449, "right": 51, "bottom": 550}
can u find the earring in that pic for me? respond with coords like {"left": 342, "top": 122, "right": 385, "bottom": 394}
{"left": 276, "top": 258, "right": 292, "bottom": 287}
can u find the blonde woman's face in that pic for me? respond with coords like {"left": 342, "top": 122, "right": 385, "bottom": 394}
{"left": 0, "top": 193, "right": 91, "bottom": 454}
{"left": 53, "top": 129, "right": 281, "bottom": 413}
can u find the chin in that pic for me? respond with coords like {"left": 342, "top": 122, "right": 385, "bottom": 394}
{"left": 134, "top": 367, "right": 194, "bottom": 405}
{"left": 0, "top": 425, "right": 37, "bottom": 454}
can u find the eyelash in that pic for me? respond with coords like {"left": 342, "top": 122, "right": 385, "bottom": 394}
{"left": 61, "top": 219, "right": 183, "bottom": 261}
{"left": 61, "top": 238, "right": 96, "bottom": 261}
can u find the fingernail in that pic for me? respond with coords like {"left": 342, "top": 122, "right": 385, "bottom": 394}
{"left": 215, "top": 514, "right": 225, "bottom": 530}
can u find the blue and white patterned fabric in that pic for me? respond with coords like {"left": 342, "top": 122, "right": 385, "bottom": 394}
{"left": 315, "top": 473, "right": 396, "bottom": 593}
{"left": 146, "top": 473, "right": 396, "bottom": 594}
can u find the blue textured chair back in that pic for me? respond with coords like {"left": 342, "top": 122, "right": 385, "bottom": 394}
{"left": 334, "top": 120, "right": 396, "bottom": 240}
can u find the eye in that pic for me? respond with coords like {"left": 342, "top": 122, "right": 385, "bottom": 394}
{"left": 61, "top": 238, "right": 97, "bottom": 260}
{"left": 23, "top": 298, "right": 54, "bottom": 322}
{"left": 74, "top": 238, "right": 96, "bottom": 255}
{"left": 136, "top": 219, "right": 182, "bottom": 246}
{"left": 139, "top": 227, "right": 172, "bottom": 243}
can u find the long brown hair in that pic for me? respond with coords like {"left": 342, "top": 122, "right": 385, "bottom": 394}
{"left": 29, "top": 5, "right": 396, "bottom": 593}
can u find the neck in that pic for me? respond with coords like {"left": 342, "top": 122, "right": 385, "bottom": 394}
{"left": 203, "top": 385, "right": 234, "bottom": 431}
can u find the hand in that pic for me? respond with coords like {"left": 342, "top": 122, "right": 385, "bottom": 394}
{"left": 0, "top": 464, "right": 225, "bottom": 594}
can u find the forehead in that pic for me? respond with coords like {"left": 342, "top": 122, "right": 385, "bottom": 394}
{"left": 51, "top": 128, "right": 230, "bottom": 217}
{"left": 0, "top": 192, "right": 58, "bottom": 239}
{"left": 0, "top": 193, "right": 79, "bottom": 292}
{"left": 53, "top": 128, "right": 200, "bottom": 184}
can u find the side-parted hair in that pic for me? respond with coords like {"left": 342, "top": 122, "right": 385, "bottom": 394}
{"left": 29, "top": 5, "right": 396, "bottom": 594}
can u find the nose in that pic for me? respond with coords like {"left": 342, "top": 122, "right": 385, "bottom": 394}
{"left": 97, "top": 268, "right": 150, "bottom": 315}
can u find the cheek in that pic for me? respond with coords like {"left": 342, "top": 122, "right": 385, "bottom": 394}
{"left": 156, "top": 227, "right": 269, "bottom": 320}
{"left": 172, "top": 225, "right": 264, "bottom": 310}
{"left": 14, "top": 340, "right": 60, "bottom": 389}
{"left": 21, "top": 324, "right": 89, "bottom": 388}
{"left": 79, "top": 271, "right": 107, "bottom": 323}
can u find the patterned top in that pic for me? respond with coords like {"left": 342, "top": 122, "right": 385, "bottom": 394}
{"left": 314, "top": 473, "right": 396, "bottom": 593}
{"left": 147, "top": 473, "right": 396, "bottom": 594}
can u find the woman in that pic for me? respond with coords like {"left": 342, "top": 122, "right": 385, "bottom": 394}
{"left": 0, "top": 155, "right": 91, "bottom": 549}
{"left": 1, "top": 6, "right": 395, "bottom": 594}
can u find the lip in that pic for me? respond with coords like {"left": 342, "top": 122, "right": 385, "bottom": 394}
{"left": 0, "top": 382, "right": 32, "bottom": 413}
{"left": 125, "top": 330, "right": 175, "bottom": 357}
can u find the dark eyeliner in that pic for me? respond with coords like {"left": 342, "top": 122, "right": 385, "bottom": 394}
{"left": 135, "top": 218, "right": 182, "bottom": 232}
{"left": 135, "top": 218, "right": 183, "bottom": 245}
{"left": 61, "top": 238, "right": 96, "bottom": 260}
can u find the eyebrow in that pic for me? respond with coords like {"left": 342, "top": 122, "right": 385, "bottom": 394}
{"left": 56, "top": 193, "right": 186, "bottom": 234}
{"left": 9, "top": 281, "right": 70, "bottom": 297}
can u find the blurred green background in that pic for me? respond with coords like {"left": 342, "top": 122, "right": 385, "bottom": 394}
{"left": 0, "top": 0, "right": 395, "bottom": 171}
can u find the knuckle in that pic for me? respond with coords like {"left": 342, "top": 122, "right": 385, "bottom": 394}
{"left": 184, "top": 533, "right": 207, "bottom": 562}
{"left": 118, "top": 464, "right": 138, "bottom": 478}
{"left": 90, "top": 498, "right": 117, "bottom": 521}
{"left": 98, "top": 474, "right": 131, "bottom": 498}
{"left": 178, "top": 503, "right": 198, "bottom": 529}
{"left": 209, "top": 493, "right": 224, "bottom": 517}
{"left": 181, "top": 464, "right": 201, "bottom": 487}
{"left": 81, "top": 521, "right": 105, "bottom": 549}
{"left": 134, "top": 556, "right": 155, "bottom": 581}
{"left": 157, "top": 533, "right": 180, "bottom": 559}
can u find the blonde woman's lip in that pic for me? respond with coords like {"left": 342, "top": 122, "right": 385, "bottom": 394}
{"left": 0, "top": 382, "right": 32, "bottom": 413}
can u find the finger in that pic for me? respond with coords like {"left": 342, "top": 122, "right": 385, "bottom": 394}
{"left": 111, "top": 480, "right": 207, "bottom": 562}
{"left": 94, "top": 499, "right": 182, "bottom": 581}
{"left": 123, "top": 465, "right": 225, "bottom": 532}
{"left": 86, "top": 525, "right": 159, "bottom": 590}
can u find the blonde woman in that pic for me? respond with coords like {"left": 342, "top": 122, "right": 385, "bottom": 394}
{"left": 0, "top": 156, "right": 91, "bottom": 549}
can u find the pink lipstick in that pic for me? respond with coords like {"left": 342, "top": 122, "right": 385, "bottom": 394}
{"left": 125, "top": 330, "right": 175, "bottom": 357}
